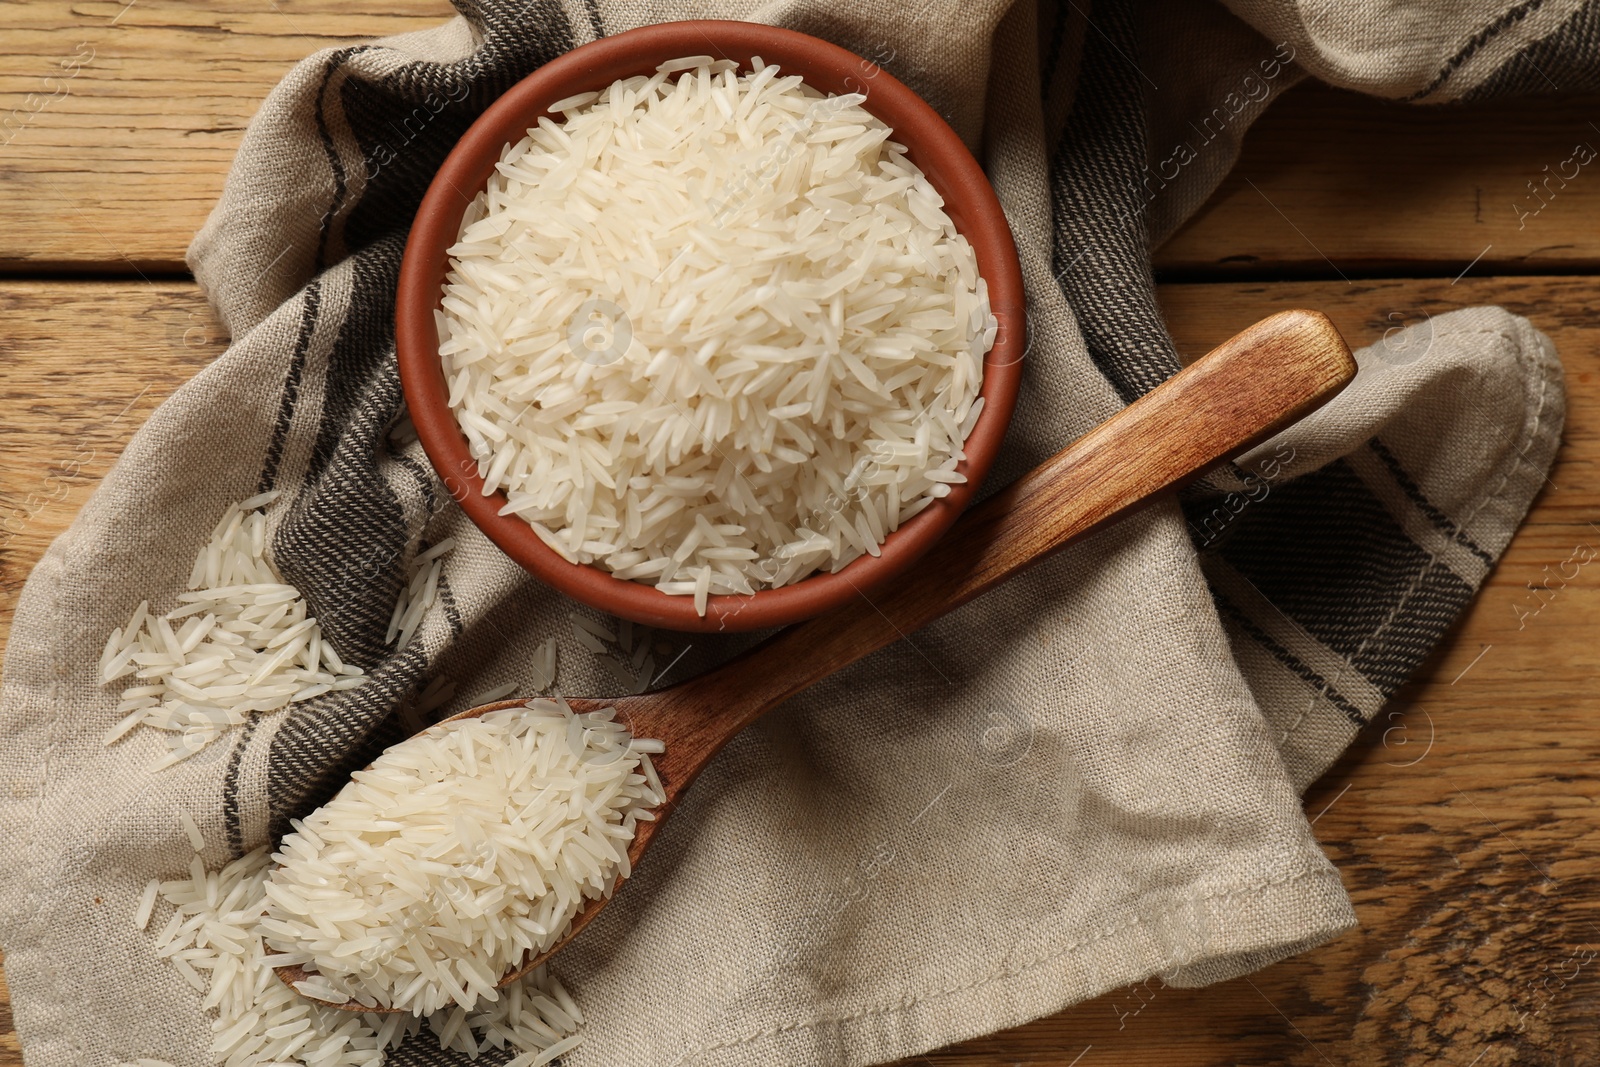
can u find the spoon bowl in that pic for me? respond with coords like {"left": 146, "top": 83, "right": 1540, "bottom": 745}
{"left": 281, "top": 308, "right": 1357, "bottom": 1011}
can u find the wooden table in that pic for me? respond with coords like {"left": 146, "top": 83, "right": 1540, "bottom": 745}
{"left": 3, "top": 4, "right": 1598, "bottom": 1064}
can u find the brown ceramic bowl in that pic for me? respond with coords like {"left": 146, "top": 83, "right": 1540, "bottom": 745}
{"left": 397, "top": 20, "right": 1025, "bottom": 633}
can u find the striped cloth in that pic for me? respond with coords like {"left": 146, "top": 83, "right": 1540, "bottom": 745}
{"left": 0, "top": 1, "right": 1572, "bottom": 1065}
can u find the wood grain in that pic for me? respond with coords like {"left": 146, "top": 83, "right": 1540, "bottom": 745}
{"left": 0, "top": 953, "right": 13, "bottom": 1067}
{"left": 0, "top": 282, "right": 218, "bottom": 641}
{"left": 1159, "top": 84, "right": 1600, "bottom": 279}
{"left": 3, "top": 6, "right": 1600, "bottom": 275}
{"left": 0, "top": 0, "right": 454, "bottom": 272}
{"left": 2, "top": 275, "right": 1597, "bottom": 1064}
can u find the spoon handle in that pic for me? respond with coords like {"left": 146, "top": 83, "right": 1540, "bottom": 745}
{"left": 644, "top": 309, "right": 1356, "bottom": 771}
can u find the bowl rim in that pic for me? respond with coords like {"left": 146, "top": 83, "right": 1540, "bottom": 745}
{"left": 397, "top": 19, "right": 1026, "bottom": 633}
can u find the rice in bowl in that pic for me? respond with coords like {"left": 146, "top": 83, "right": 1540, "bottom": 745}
{"left": 438, "top": 55, "right": 997, "bottom": 614}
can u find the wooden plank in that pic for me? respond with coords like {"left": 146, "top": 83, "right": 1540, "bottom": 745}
{"left": 3, "top": 8, "right": 1600, "bottom": 276}
{"left": 0, "top": 0, "right": 454, "bottom": 273}
{"left": 1156, "top": 84, "right": 1600, "bottom": 279}
{"left": 0, "top": 274, "right": 1596, "bottom": 1061}
{"left": 0, "top": 281, "right": 217, "bottom": 641}
{"left": 0, "top": 952, "right": 13, "bottom": 1067}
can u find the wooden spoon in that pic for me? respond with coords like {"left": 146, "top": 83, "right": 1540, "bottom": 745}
{"left": 281, "top": 309, "right": 1355, "bottom": 1011}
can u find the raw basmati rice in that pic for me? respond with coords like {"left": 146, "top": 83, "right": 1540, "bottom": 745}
{"left": 439, "top": 56, "right": 997, "bottom": 614}
{"left": 99, "top": 492, "right": 365, "bottom": 770}
{"left": 131, "top": 843, "right": 580, "bottom": 1066}
{"left": 570, "top": 614, "right": 663, "bottom": 695}
{"left": 134, "top": 877, "right": 160, "bottom": 932}
{"left": 387, "top": 537, "right": 455, "bottom": 648}
{"left": 464, "top": 680, "right": 520, "bottom": 705}
{"left": 179, "top": 810, "right": 206, "bottom": 852}
{"left": 261, "top": 699, "right": 663, "bottom": 1015}
{"left": 532, "top": 636, "right": 558, "bottom": 690}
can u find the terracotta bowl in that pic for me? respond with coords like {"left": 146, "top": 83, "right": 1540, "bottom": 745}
{"left": 397, "top": 19, "right": 1026, "bottom": 633}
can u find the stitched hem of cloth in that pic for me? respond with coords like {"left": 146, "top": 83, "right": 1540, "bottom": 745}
{"left": 646, "top": 865, "right": 1354, "bottom": 1067}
